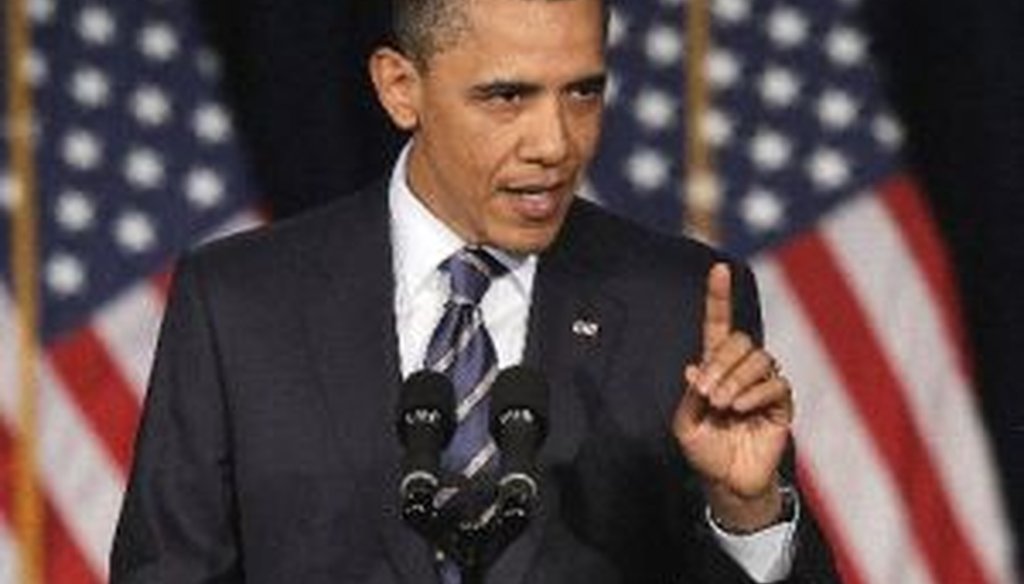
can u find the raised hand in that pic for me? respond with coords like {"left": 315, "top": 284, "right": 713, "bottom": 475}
{"left": 672, "top": 263, "right": 793, "bottom": 532}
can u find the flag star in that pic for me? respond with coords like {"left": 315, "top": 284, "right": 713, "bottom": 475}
{"left": 195, "top": 48, "right": 223, "bottom": 79}
{"left": 749, "top": 129, "right": 793, "bottom": 171}
{"left": 741, "top": 188, "right": 785, "bottom": 232}
{"left": 0, "top": 172, "right": 18, "bottom": 211}
{"left": 608, "top": 8, "right": 628, "bottom": 48}
{"left": 25, "top": 50, "right": 48, "bottom": 86}
{"left": 645, "top": 25, "right": 683, "bottom": 67}
{"left": 686, "top": 171, "right": 721, "bottom": 213}
{"left": 78, "top": 5, "right": 116, "bottom": 46}
{"left": 69, "top": 67, "right": 112, "bottom": 109}
{"left": 767, "top": 7, "right": 809, "bottom": 48}
{"left": 707, "top": 50, "right": 741, "bottom": 89}
{"left": 578, "top": 180, "right": 600, "bottom": 203}
{"left": 55, "top": 190, "right": 97, "bottom": 232}
{"left": 626, "top": 148, "right": 671, "bottom": 192}
{"left": 703, "top": 108, "right": 734, "bottom": 146}
{"left": 713, "top": 0, "right": 750, "bottom": 24}
{"left": 46, "top": 253, "right": 87, "bottom": 297}
{"left": 807, "top": 148, "right": 851, "bottom": 189}
{"left": 873, "top": 113, "right": 904, "bottom": 149}
{"left": 193, "top": 103, "right": 232, "bottom": 143}
{"left": 605, "top": 73, "right": 621, "bottom": 106}
{"left": 115, "top": 211, "right": 158, "bottom": 253}
{"left": 131, "top": 86, "right": 172, "bottom": 127}
{"left": 62, "top": 130, "right": 104, "bottom": 171}
{"left": 760, "top": 66, "right": 801, "bottom": 108}
{"left": 827, "top": 27, "right": 867, "bottom": 67}
{"left": 817, "top": 89, "right": 859, "bottom": 130}
{"left": 634, "top": 89, "right": 677, "bottom": 131}
{"left": 185, "top": 167, "right": 226, "bottom": 209}
{"left": 124, "top": 148, "right": 166, "bottom": 189}
{"left": 29, "top": 0, "right": 55, "bottom": 24}
{"left": 139, "top": 22, "right": 179, "bottom": 62}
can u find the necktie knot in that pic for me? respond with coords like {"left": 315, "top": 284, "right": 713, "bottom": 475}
{"left": 443, "top": 247, "right": 507, "bottom": 306}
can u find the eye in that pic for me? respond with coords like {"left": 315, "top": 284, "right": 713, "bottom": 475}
{"left": 567, "top": 78, "right": 607, "bottom": 103}
{"left": 487, "top": 87, "right": 523, "bottom": 104}
{"left": 473, "top": 83, "right": 533, "bottom": 106}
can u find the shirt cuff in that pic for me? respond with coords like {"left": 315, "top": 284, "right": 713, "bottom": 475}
{"left": 705, "top": 489, "right": 800, "bottom": 583}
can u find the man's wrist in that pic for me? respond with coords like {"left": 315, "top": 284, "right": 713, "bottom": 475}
{"left": 707, "top": 483, "right": 795, "bottom": 534}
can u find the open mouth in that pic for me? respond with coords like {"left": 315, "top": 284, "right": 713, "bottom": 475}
{"left": 499, "top": 182, "right": 569, "bottom": 220}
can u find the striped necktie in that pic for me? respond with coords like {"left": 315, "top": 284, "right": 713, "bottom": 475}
{"left": 425, "top": 248, "right": 508, "bottom": 584}
{"left": 424, "top": 247, "right": 508, "bottom": 485}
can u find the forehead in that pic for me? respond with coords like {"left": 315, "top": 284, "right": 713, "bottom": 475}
{"left": 426, "top": 0, "right": 606, "bottom": 81}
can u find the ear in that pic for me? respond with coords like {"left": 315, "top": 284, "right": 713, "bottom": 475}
{"left": 369, "top": 47, "right": 422, "bottom": 131}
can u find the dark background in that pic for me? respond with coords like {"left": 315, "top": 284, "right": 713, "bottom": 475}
{"left": 197, "top": 0, "right": 1023, "bottom": 571}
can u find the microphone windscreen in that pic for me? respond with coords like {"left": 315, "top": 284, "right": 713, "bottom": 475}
{"left": 490, "top": 366, "right": 550, "bottom": 433}
{"left": 396, "top": 370, "right": 456, "bottom": 445}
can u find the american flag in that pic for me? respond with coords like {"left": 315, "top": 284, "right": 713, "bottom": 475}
{"left": 0, "top": 0, "right": 260, "bottom": 580}
{"left": 590, "top": 0, "right": 1018, "bottom": 583}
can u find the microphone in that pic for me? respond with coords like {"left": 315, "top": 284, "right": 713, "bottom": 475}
{"left": 396, "top": 370, "right": 456, "bottom": 526}
{"left": 489, "top": 366, "right": 550, "bottom": 518}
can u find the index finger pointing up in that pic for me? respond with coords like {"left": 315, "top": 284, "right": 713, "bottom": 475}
{"left": 703, "top": 262, "right": 733, "bottom": 361}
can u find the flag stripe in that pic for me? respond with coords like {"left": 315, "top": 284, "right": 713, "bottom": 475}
{"left": 0, "top": 421, "right": 101, "bottom": 584}
{"left": 0, "top": 521, "right": 16, "bottom": 584}
{"left": 0, "top": 291, "right": 123, "bottom": 578}
{"left": 795, "top": 464, "right": 868, "bottom": 584}
{"left": 823, "top": 187, "right": 1014, "bottom": 583}
{"left": 47, "top": 326, "right": 142, "bottom": 474}
{"left": 92, "top": 280, "right": 166, "bottom": 396}
{"left": 880, "top": 177, "right": 972, "bottom": 379}
{"left": 756, "top": 258, "right": 933, "bottom": 584}
{"left": 776, "top": 232, "right": 990, "bottom": 583}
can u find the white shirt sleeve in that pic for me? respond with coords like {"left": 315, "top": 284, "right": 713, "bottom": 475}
{"left": 704, "top": 491, "right": 800, "bottom": 583}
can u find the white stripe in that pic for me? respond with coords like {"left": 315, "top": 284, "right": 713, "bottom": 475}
{"left": 0, "top": 291, "right": 121, "bottom": 580}
{"left": 0, "top": 520, "right": 18, "bottom": 584}
{"left": 822, "top": 193, "right": 1016, "bottom": 583}
{"left": 92, "top": 278, "right": 166, "bottom": 399}
{"left": 456, "top": 365, "right": 499, "bottom": 421}
{"left": 754, "top": 259, "right": 934, "bottom": 584}
{"left": 461, "top": 440, "right": 497, "bottom": 479}
{"left": 195, "top": 209, "right": 264, "bottom": 247}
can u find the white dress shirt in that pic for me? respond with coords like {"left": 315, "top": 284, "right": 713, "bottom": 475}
{"left": 387, "top": 143, "right": 796, "bottom": 582}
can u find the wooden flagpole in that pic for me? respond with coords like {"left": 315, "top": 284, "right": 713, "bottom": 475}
{"left": 5, "top": 0, "right": 45, "bottom": 579}
{"left": 683, "top": 0, "right": 719, "bottom": 244}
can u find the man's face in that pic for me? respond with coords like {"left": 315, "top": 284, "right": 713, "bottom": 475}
{"left": 402, "top": 0, "right": 607, "bottom": 253}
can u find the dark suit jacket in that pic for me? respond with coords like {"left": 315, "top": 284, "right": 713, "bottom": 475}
{"left": 111, "top": 182, "right": 839, "bottom": 583}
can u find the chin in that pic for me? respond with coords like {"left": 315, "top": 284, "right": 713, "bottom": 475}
{"left": 490, "top": 224, "right": 563, "bottom": 254}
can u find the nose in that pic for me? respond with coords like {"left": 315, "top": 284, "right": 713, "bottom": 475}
{"left": 518, "top": 98, "right": 571, "bottom": 166}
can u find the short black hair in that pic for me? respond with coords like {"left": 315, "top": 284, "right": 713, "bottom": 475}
{"left": 388, "top": 0, "right": 608, "bottom": 68}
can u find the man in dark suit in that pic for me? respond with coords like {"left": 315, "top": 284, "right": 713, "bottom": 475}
{"left": 111, "top": 0, "right": 839, "bottom": 581}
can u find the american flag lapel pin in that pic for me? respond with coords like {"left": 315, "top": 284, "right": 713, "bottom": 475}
{"left": 571, "top": 318, "right": 600, "bottom": 339}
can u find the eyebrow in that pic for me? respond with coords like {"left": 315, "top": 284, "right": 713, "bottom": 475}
{"left": 469, "top": 72, "right": 609, "bottom": 99}
{"left": 566, "top": 73, "right": 608, "bottom": 95}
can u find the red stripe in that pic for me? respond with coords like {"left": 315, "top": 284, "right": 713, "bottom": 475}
{"left": 151, "top": 267, "right": 174, "bottom": 301}
{"left": 796, "top": 463, "right": 868, "bottom": 584}
{"left": 0, "top": 422, "right": 101, "bottom": 584}
{"left": 880, "top": 175, "right": 974, "bottom": 382}
{"left": 46, "top": 326, "right": 141, "bottom": 474}
{"left": 778, "top": 232, "right": 991, "bottom": 584}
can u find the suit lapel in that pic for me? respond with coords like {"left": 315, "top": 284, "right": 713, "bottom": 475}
{"left": 488, "top": 203, "right": 627, "bottom": 584}
{"left": 301, "top": 186, "right": 436, "bottom": 582}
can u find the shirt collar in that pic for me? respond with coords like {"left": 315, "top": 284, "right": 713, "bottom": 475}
{"left": 389, "top": 141, "right": 536, "bottom": 299}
